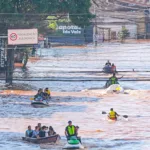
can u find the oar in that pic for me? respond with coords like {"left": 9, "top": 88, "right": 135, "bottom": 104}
{"left": 102, "top": 111, "right": 128, "bottom": 118}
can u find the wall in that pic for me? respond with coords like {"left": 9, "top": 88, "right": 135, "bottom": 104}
{"left": 97, "top": 24, "right": 137, "bottom": 40}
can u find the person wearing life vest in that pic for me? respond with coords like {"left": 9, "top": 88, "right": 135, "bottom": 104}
{"left": 109, "top": 73, "right": 118, "bottom": 85}
{"left": 108, "top": 108, "right": 119, "bottom": 120}
{"left": 65, "top": 121, "right": 76, "bottom": 139}
{"left": 44, "top": 87, "right": 51, "bottom": 99}
{"left": 65, "top": 121, "right": 82, "bottom": 143}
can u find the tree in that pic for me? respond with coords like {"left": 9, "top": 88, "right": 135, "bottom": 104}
{"left": 0, "top": 0, "right": 94, "bottom": 84}
{"left": 118, "top": 26, "right": 130, "bottom": 43}
{"left": 0, "top": 0, "right": 94, "bottom": 34}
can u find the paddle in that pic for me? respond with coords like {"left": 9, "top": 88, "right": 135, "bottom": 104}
{"left": 102, "top": 111, "right": 128, "bottom": 118}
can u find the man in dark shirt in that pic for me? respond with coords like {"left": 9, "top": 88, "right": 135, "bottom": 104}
{"left": 105, "top": 60, "right": 111, "bottom": 66}
{"left": 39, "top": 126, "right": 46, "bottom": 138}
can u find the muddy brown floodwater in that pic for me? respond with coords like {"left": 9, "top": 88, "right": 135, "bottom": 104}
{"left": 0, "top": 43, "right": 150, "bottom": 150}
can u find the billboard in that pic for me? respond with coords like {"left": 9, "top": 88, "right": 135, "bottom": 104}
{"left": 48, "top": 23, "right": 93, "bottom": 45}
{"left": 57, "top": 25, "right": 83, "bottom": 35}
{"left": 8, "top": 29, "right": 38, "bottom": 45}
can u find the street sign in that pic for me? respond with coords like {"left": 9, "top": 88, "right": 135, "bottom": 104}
{"left": 8, "top": 29, "right": 38, "bottom": 45}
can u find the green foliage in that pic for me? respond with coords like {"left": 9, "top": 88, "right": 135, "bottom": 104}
{"left": 47, "top": 16, "right": 57, "bottom": 30}
{"left": 118, "top": 26, "right": 130, "bottom": 43}
{"left": 0, "top": 0, "right": 94, "bottom": 34}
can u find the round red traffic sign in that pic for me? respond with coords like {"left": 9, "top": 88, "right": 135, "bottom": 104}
{"left": 10, "top": 33, "right": 18, "bottom": 41}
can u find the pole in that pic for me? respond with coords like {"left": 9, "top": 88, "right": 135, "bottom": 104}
{"left": 6, "top": 48, "right": 15, "bottom": 85}
{"left": 93, "top": 4, "right": 97, "bottom": 47}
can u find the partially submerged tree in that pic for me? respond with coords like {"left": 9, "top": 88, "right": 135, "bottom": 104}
{"left": 118, "top": 26, "right": 130, "bottom": 43}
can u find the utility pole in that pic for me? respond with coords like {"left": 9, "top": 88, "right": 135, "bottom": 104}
{"left": 93, "top": 3, "right": 97, "bottom": 47}
{"left": 6, "top": 46, "right": 16, "bottom": 85}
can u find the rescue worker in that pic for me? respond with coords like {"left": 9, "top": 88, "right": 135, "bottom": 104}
{"left": 44, "top": 87, "right": 51, "bottom": 98}
{"left": 109, "top": 73, "right": 118, "bottom": 85}
{"left": 65, "top": 121, "right": 76, "bottom": 140}
{"left": 65, "top": 121, "right": 81, "bottom": 143}
{"left": 108, "top": 108, "right": 119, "bottom": 120}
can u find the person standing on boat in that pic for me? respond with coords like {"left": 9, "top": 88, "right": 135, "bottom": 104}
{"left": 108, "top": 108, "right": 120, "bottom": 120}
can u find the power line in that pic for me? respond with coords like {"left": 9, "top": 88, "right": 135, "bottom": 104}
{"left": 1, "top": 78, "right": 150, "bottom": 82}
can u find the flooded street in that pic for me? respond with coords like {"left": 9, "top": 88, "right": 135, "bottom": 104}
{"left": 0, "top": 43, "right": 150, "bottom": 150}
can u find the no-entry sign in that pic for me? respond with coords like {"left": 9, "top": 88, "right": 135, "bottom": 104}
{"left": 8, "top": 29, "right": 38, "bottom": 45}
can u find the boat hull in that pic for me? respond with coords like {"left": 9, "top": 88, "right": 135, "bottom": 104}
{"left": 31, "top": 101, "right": 49, "bottom": 108}
{"left": 22, "top": 134, "right": 60, "bottom": 144}
{"left": 63, "top": 143, "right": 84, "bottom": 149}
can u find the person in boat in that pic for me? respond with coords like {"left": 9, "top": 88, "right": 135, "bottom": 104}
{"left": 65, "top": 121, "right": 76, "bottom": 140}
{"left": 75, "top": 126, "right": 82, "bottom": 144}
{"left": 25, "top": 125, "right": 33, "bottom": 137}
{"left": 39, "top": 126, "right": 47, "bottom": 138}
{"left": 37, "top": 123, "right": 42, "bottom": 131}
{"left": 109, "top": 73, "right": 118, "bottom": 85}
{"left": 106, "top": 72, "right": 124, "bottom": 88}
{"left": 48, "top": 126, "right": 56, "bottom": 136}
{"left": 111, "top": 63, "right": 116, "bottom": 73}
{"left": 45, "top": 126, "right": 49, "bottom": 137}
{"left": 105, "top": 60, "right": 111, "bottom": 66}
{"left": 34, "top": 89, "right": 45, "bottom": 101}
{"left": 108, "top": 108, "right": 120, "bottom": 120}
{"left": 44, "top": 88, "right": 51, "bottom": 99}
{"left": 32, "top": 126, "right": 40, "bottom": 138}
{"left": 65, "top": 121, "right": 81, "bottom": 143}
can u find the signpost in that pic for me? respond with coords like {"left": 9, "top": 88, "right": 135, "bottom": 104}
{"left": 6, "top": 29, "right": 38, "bottom": 85}
{"left": 8, "top": 29, "right": 38, "bottom": 45}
